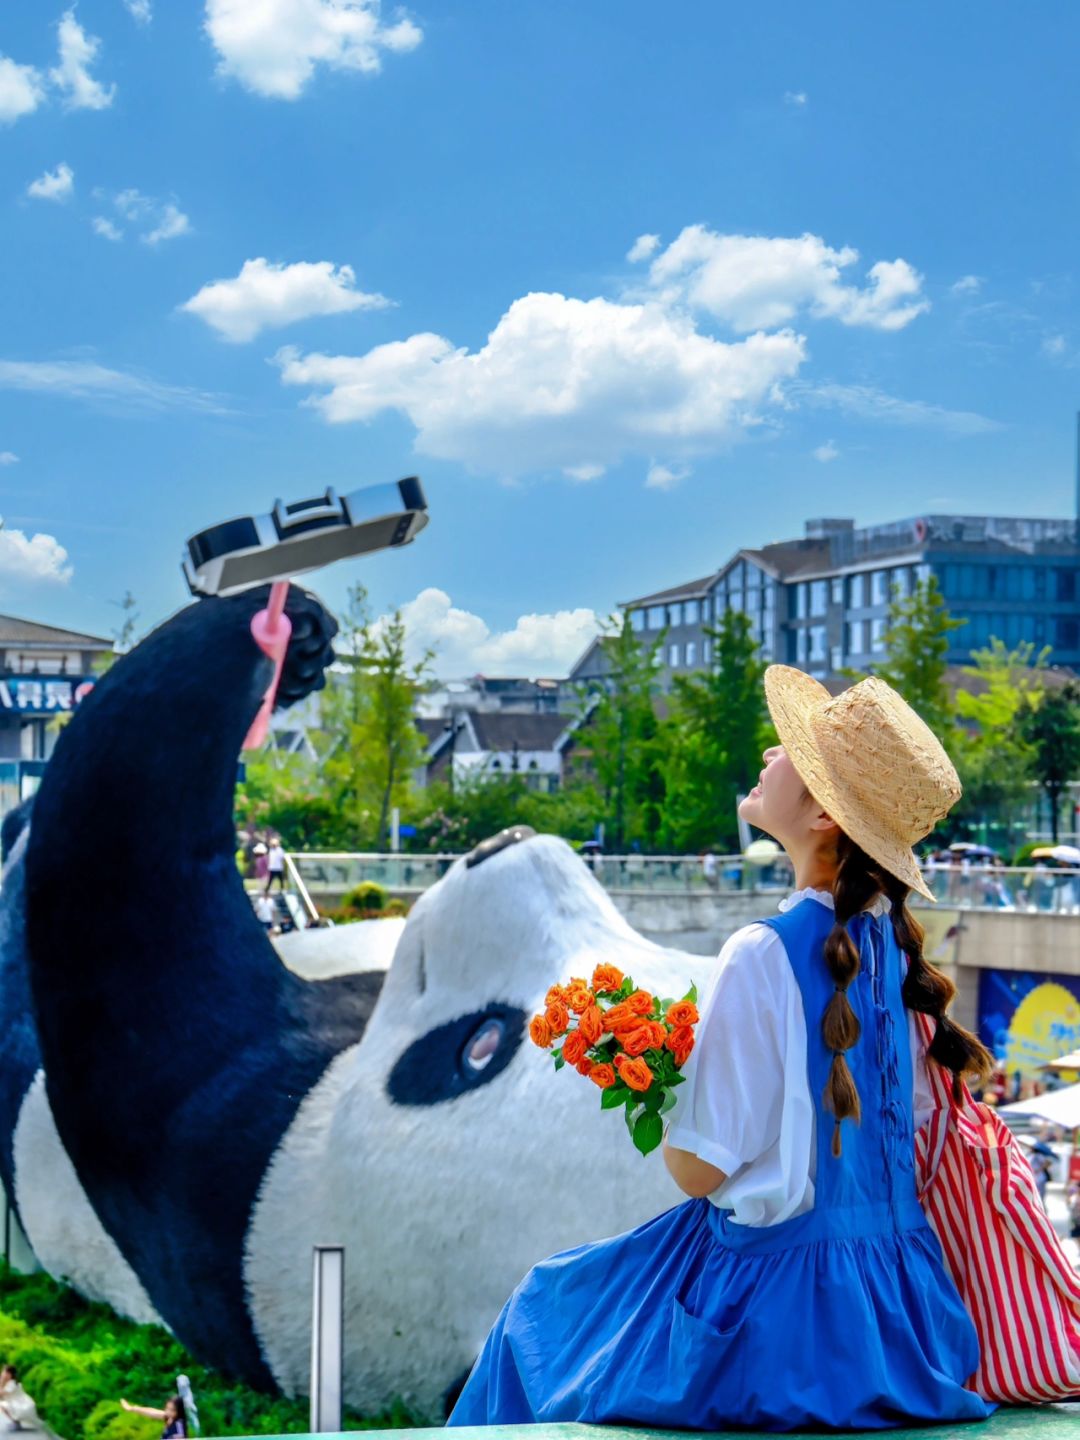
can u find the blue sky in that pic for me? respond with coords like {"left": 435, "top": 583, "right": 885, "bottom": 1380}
{"left": 2, "top": 0, "right": 1080, "bottom": 675}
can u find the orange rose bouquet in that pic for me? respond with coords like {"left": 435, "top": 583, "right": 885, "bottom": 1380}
{"left": 529, "top": 962, "right": 700, "bottom": 1156}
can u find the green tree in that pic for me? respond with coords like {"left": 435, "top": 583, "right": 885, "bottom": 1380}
{"left": 952, "top": 639, "right": 1047, "bottom": 843}
{"left": 863, "top": 576, "right": 965, "bottom": 742}
{"left": 321, "top": 584, "right": 432, "bottom": 848}
{"left": 583, "top": 614, "right": 666, "bottom": 850}
{"left": 660, "top": 609, "right": 772, "bottom": 852}
{"left": 1018, "top": 680, "right": 1080, "bottom": 842}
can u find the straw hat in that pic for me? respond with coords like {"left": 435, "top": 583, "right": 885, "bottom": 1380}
{"left": 763, "top": 665, "right": 961, "bottom": 902}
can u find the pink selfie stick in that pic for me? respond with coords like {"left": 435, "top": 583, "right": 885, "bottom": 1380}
{"left": 243, "top": 580, "right": 293, "bottom": 751}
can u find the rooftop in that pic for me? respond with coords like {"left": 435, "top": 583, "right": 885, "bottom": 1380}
{"left": 0, "top": 614, "right": 111, "bottom": 648}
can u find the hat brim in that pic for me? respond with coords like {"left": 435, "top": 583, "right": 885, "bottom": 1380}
{"left": 764, "top": 665, "right": 936, "bottom": 903}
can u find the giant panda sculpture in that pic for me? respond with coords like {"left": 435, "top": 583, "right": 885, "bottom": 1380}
{"left": 16, "top": 584, "right": 717, "bottom": 1418}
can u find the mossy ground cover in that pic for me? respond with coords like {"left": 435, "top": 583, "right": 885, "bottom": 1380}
{"left": 0, "top": 1265, "right": 420, "bottom": 1440}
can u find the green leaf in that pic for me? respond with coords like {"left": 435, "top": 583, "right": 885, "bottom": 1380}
{"left": 553, "top": 1051, "right": 565, "bottom": 1071}
{"left": 643, "top": 1085, "right": 665, "bottom": 1115}
{"left": 633, "top": 1111, "right": 664, "bottom": 1156}
{"left": 669, "top": 1072, "right": 686, "bottom": 1088}
{"left": 660, "top": 1088, "right": 679, "bottom": 1115}
{"left": 624, "top": 1102, "right": 638, "bottom": 1137}
{"left": 681, "top": 982, "right": 698, "bottom": 1004}
{"left": 601, "top": 1083, "right": 628, "bottom": 1110}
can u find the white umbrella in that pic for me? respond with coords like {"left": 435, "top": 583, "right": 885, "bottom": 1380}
{"left": 1051, "top": 845, "right": 1080, "bottom": 866}
{"left": 1001, "top": 1084, "right": 1080, "bottom": 1129}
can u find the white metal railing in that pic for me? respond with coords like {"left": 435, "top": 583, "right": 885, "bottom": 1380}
{"left": 286, "top": 852, "right": 1080, "bottom": 914}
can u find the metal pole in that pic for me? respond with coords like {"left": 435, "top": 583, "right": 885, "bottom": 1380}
{"left": 310, "top": 1245, "right": 344, "bottom": 1433}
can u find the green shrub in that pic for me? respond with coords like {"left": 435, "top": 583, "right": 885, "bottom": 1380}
{"left": 382, "top": 898, "right": 409, "bottom": 918}
{"left": 343, "top": 882, "right": 387, "bottom": 914}
{"left": 0, "top": 1263, "right": 424, "bottom": 1438}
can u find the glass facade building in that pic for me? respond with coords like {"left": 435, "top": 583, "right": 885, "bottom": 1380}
{"left": 593, "top": 515, "right": 1080, "bottom": 688}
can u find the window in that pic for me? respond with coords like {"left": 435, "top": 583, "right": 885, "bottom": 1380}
{"left": 669, "top": 602, "right": 682, "bottom": 627}
{"left": 915, "top": 563, "right": 931, "bottom": 585}
{"left": 630, "top": 608, "right": 646, "bottom": 632}
{"left": 871, "top": 570, "right": 889, "bottom": 606}
{"left": 831, "top": 645, "right": 844, "bottom": 672}
{"left": 849, "top": 572, "right": 869, "bottom": 607}
{"left": 847, "top": 619, "right": 865, "bottom": 654}
{"left": 891, "top": 567, "right": 909, "bottom": 598}
{"left": 810, "top": 580, "right": 828, "bottom": 616}
{"left": 795, "top": 583, "right": 808, "bottom": 619}
{"left": 831, "top": 577, "right": 845, "bottom": 605}
{"left": 702, "top": 638, "right": 711, "bottom": 666}
{"left": 871, "top": 617, "right": 886, "bottom": 652}
{"left": 685, "top": 640, "right": 697, "bottom": 667}
{"left": 1055, "top": 569, "right": 1077, "bottom": 603}
{"left": 745, "top": 565, "right": 761, "bottom": 591}
{"left": 669, "top": 643, "right": 680, "bottom": 667}
{"left": 809, "top": 626, "right": 827, "bottom": 663}
{"left": 1057, "top": 617, "right": 1079, "bottom": 649}
{"left": 730, "top": 588, "right": 744, "bottom": 614}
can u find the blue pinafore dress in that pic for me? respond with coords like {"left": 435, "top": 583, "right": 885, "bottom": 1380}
{"left": 449, "top": 898, "right": 995, "bottom": 1431}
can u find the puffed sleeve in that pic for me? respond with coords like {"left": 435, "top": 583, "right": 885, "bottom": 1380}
{"left": 908, "top": 1009, "right": 935, "bottom": 1132}
{"left": 666, "top": 922, "right": 808, "bottom": 1178}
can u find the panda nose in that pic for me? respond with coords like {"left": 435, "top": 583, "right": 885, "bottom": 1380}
{"left": 465, "top": 825, "right": 537, "bottom": 869}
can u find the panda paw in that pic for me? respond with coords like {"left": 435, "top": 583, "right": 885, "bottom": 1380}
{"left": 276, "top": 588, "right": 339, "bottom": 709}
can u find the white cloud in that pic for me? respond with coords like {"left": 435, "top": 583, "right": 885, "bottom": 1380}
{"left": 0, "top": 453, "right": 18, "bottom": 466}
{"left": 0, "top": 56, "right": 46, "bottom": 124}
{"left": 92, "top": 216, "right": 123, "bottom": 241}
{"left": 50, "top": 11, "right": 115, "bottom": 110}
{"left": 105, "top": 190, "right": 190, "bottom": 245}
{"left": 783, "top": 90, "right": 807, "bottom": 106}
{"left": 143, "top": 203, "right": 191, "bottom": 246}
{"left": 391, "top": 588, "right": 600, "bottom": 677}
{"left": 1042, "top": 334, "right": 1067, "bottom": 358}
{"left": 627, "top": 233, "right": 660, "bottom": 263}
{"left": 182, "top": 257, "right": 389, "bottom": 342}
{"left": 647, "top": 227, "right": 929, "bottom": 332}
{"left": 27, "top": 162, "right": 74, "bottom": 203}
{"left": 124, "top": 0, "right": 153, "bottom": 23}
{"left": 0, "top": 529, "right": 72, "bottom": 586}
{"left": 563, "top": 463, "right": 605, "bottom": 482}
{"left": 645, "top": 462, "right": 690, "bottom": 490}
{"left": 950, "top": 274, "right": 983, "bottom": 296}
{"left": 204, "top": 0, "right": 423, "bottom": 100}
{"left": 813, "top": 440, "right": 839, "bottom": 462}
{"left": 0, "top": 359, "right": 225, "bottom": 413}
{"left": 802, "top": 382, "right": 1000, "bottom": 435}
{"left": 276, "top": 292, "right": 807, "bottom": 477}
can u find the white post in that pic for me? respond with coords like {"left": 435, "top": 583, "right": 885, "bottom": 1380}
{"left": 391, "top": 806, "right": 401, "bottom": 853}
{"left": 310, "top": 1245, "right": 344, "bottom": 1433}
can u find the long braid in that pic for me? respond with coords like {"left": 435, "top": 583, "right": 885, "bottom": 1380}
{"left": 821, "top": 840, "right": 881, "bottom": 1156}
{"left": 886, "top": 873, "right": 995, "bottom": 1100}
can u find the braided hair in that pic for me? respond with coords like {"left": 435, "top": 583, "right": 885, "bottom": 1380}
{"left": 823, "top": 834, "right": 993, "bottom": 1156}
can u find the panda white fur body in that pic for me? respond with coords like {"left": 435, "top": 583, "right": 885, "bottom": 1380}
{"left": 244, "top": 835, "right": 715, "bottom": 1416}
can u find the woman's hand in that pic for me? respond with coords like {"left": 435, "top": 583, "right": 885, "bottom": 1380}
{"left": 663, "top": 1138, "right": 726, "bottom": 1198}
{"left": 121, "top": 1401, "right": 133, "bottom": 1412}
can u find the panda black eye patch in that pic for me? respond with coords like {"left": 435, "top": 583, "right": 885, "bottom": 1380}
{"left": 387, "top": 1006, "right": 525, "bottom": 1105}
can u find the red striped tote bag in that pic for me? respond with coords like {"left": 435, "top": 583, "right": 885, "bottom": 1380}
{"left": 914, "top": 1014, "right": 1080, "bottom": 1402}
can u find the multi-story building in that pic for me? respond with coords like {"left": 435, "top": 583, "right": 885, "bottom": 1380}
{"left": 0, "top": 613, "right": 112, "bottom": 814}
{"left": 570, "top": 514, "right": 1080, "bottom": 689}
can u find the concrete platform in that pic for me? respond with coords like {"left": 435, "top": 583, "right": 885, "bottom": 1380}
{"left": 265, "top": 1414, "right": 1080, "bottom": 1440}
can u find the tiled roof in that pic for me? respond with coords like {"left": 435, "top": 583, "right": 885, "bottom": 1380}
{"left": 621, "top": 574, "right": 720, "bottom": 607}
{"left": 469, "top": 711, "right": 572, "bottom": 751}
{"left": 0, "top": 614, "right": 111, "bottom": 648}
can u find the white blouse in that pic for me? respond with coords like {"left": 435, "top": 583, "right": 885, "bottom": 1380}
{"left": 666, "top": 888, "right": 934, "bottom": 1228}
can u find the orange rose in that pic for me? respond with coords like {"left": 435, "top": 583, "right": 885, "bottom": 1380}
{"left": 647, "top": 1021, "right": 667, "bottom": 1049}
{"left": 566, "top": 985, "right": 595, "bottom": 1015}
{"left": 615, "top": 1054, "right": 654, "bottom": 1092}
{"left": 666, "top": 1025, "right": 695, "bottom": 1066}
{"left": 545, "top": 984, "right": 567, "bottom": 1008}
{"left": 529, "top": 1015, "right": 552, "bottom": 1049}
{"left": 562, "top": 1030, "right": 588, "bottom": 1068}
{"left": 626, "top": 989, "right": 655, "bottom": 1016}
{"left": 602, "top": 1002, "right": 636, "bottom": 1032}
{"left": 589, "top": 1063, "right": 616, "bottom": 1090}
{"left": 579, "top": 1003, "right": 604, "bottom": 1045}
{"left": 591, "top": 963, "right": 624, "bottom": 993}
{"left": 666, "top": 1000, "right": 700, "bottom": 1028}
{"left": 620, "top": 1024, "right": 655, "bottom": 1058}
{"left": 575, "top": 1057, "right": 593, "bottom": 1077}
{"left": 545, "top": 999, "right": 570, "bottom": 1037}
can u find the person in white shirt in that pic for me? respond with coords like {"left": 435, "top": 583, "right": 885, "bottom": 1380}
{"left": 254, "top": 892, "right": 277, "bottom": 932}
{"left": 264, "top": 840, "right": 286, "bottom": 894}
{"left": 0, "top": 1367, "right": 39, "bottom": 1432}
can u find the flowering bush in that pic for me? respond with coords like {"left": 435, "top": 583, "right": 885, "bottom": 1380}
{"left": 530, "top": 963, "right": 700, "bottom": 1156}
